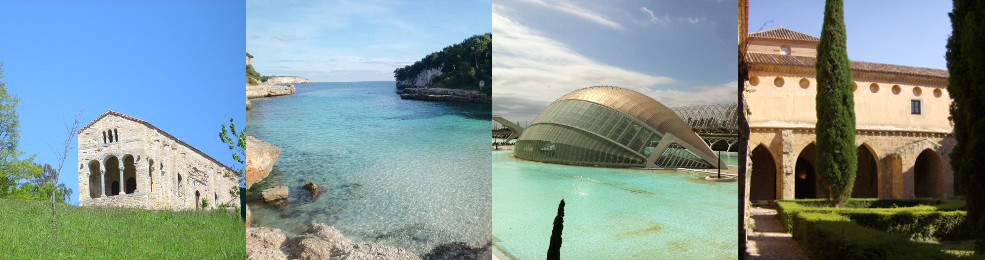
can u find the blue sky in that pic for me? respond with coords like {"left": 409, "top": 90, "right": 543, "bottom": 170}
{"left": 749, "top": 1, "right": 952, "bottom": 70}
{"left": 0, "top": 1, "right": 245, "bottom": 205}
{"left": 247, "top": 0, "right": 493, "bottom": 82}
{"left": 492, "top": 0, "right": 739, "bottom": 124}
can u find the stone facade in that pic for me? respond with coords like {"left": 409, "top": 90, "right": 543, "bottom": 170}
{"left": 745, "top": 28, "right": 954, "bottom": 200}
{"left": 77, "top": 110, "right": 240, "bottom": 210}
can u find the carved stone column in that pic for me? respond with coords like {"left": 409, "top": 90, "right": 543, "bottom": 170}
{"left": 119, "top": 162, "right": 125, "bottom": 195}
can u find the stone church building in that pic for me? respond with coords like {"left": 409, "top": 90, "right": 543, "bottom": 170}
{"left": 745, "top": 27, "right": 955, "bottom": 201}
{"left": 77, "top": 110, "right": 240, "bottom": 210}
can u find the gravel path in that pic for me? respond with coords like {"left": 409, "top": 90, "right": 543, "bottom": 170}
{"left": 746, "top": 207, "right": 810, "bottom": 260}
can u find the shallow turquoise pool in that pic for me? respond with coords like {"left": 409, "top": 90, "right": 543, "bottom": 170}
{"left": 492, "top": 150, "right": 737, "bottom": 259}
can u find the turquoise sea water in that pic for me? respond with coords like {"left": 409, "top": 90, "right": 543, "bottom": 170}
{"left": 246, "top": 82, "right": 491, "bottom": 255}
{"left": 492, "top": 150, "right": 738, "bottom": 259}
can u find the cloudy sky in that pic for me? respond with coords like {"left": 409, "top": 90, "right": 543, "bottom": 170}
{"left": 493, "top": 0, "right": 738, "bottom": 125}
{"left": 749, "top": 1, "right": 951, "bottom": 70}
{"left": 247, "top": 0, "right": 491, "bottom": 82}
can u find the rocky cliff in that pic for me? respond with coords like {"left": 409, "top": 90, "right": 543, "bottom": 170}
{"left": 398, "top": 87, "right": 490, "bottom": 103}
{"left": 247, "top": 84, "right": 296, "bottom": 99}
{"left": 393, "top": 33, "right": 491, "bottom": 103}
{"left": 264, "top": 76, "right": 312, "bottom": 85}
{"left": 245, "top": 136, "right": 281, "bottom": 189}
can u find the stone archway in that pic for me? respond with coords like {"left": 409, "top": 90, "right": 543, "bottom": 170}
{"left": 751, "top": 144, "right": 777, "bottom": 200}
{"left": 123, "top": 155, "right": 137, "bottom": 194}
{"left": 853, "top": 144, "right": 879, "bottom": 198}
{"left": 88, "top": 160, "right": 102, "bottom": 198}
{"left": 914, "top": 149, "right": 943, "bottom": 198}
{"left": 795, "top": 143, "right": 819, "bottom": 199}
{"left": 105, "top": 156, "right": 121, "bottom": 196}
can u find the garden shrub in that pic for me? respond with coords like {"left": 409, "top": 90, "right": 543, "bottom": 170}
{"left": 775, "top": 199, "right": 966, "bottom": 232}
{"left": 792, "top": 212, "right": 957, "bottom": 259}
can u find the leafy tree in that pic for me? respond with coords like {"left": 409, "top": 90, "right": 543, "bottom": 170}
{"left": 219, "top": 117, "right": 246, "bottom": 219}
{"left": 0, "top": 62, "right": 43, "bottom": 198}
{"left": 31, "top": 164, "right": 72, "bottom": 203}
{"left": 219, "top": 117, "right": 246, "bottom": 175}
{"left": 394, "top": 33, "right": 492, "bottom": 94}
{"left": 947, "top": 0, "right": 985, "bottom": 254}
{"left": 814, "top": 0, "right": 856, "bottom": 207}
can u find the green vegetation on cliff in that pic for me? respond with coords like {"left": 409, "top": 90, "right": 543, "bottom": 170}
{"left": 246, "top": 52, "right": 261, "bottom": 85}
{"left": 394, "top": 33, "right": 492, "bottom": 94}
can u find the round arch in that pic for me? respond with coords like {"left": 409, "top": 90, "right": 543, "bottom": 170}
{"left": 123, "top": 155, "right": 137, "bottom": 194}
{"left": 751, "top": 144, "right": 777, "bottom": 200}
{"left": 87, "top": 160, "right": 102, "bottom": 199}
{"left": 104, "top": 156, "right": 121, "bottom": 196}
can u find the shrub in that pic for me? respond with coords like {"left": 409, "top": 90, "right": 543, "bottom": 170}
{"left": 792, "top": 212, "right": 956, "bottom": 259}
{"left": 776, "top": 199, "right": 966, "bottom": 232}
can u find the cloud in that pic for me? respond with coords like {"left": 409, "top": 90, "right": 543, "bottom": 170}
{"left": 492, "top": 8, "right": 677, "bottom": 122}
{"left": 271, "top": 35, "right": 306, "bottom": 42}
{"left": 678, "top": 16, "right": 706, "bottom": 24}
{"left": 526, "top": 0, "right": 623, "bottom": 30}
{"left": 635, "top": 81, "right": 737, "bottom": 108}
{"left": 640, "top": 7, "right": 666, "bottom": 24}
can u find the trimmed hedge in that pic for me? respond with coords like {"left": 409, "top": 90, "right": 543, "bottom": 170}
{"left": 844, "top": 210, "right": 970, "bottom": 241}
{"left": 792, "top": 212, "right": 958, "bottom": 259}
{"left": 776, "top": 199, "right": 966, "bottom": 232}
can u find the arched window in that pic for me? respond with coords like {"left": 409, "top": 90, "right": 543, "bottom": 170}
{"left": 114, "top": 129, "right": 119, "bottom": 142}
{"left": 102, "top": 131, "right": 107, "bottom": 144}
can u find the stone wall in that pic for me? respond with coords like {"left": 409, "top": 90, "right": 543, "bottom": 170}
{"left": 78, "top": 111, "right": 240, "bottom": 211}
{"left": 80, "top": 193, "right": 149, "bottom": 209}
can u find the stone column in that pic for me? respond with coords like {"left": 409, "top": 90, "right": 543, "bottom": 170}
{"left": 100, "top": 168, "right": 106, "bottom": 197}
{"left": 119, "top": 162, "right": 125, "bottom": 195}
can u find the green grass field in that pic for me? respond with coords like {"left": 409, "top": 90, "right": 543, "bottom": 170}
{"left": 0, "top": 198, "right": 244, "bottom": 259}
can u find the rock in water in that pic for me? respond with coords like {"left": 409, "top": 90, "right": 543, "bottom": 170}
{"left": 247, "top": 227, "right": 288, "bottom": 260}
{"left": 302, "top": 182, "right": 322, "bottom": 201}
{"left": 262, "top": 185, "right": 289, "bottom": 202}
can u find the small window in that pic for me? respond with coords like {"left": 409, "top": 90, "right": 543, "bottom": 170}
{"left": 102, "top": 131, "right": 107, "bottom": 144}
{"left": 911, "top": 100, "right": 921, "bottom": 115}
{"left": 780, "top": 45, "right": 791, "bottom": 55}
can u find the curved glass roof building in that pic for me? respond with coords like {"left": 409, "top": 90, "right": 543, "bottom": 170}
{"left": 514, "top": 86, "right": 724, "bottom": 169}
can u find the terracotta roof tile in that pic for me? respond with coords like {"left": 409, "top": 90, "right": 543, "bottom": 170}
{"left": 746, "top": 53, "right": 949, "bottom": 79}
{"left": 749, "top": 27, "right": 820, "bottom": 42}
{"left": 79, "top": 110, "right": 236, "bottom": 173}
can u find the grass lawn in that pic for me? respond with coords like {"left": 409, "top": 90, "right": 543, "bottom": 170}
{"left": 0, "top": 198, "right": 244, "bottom": 259}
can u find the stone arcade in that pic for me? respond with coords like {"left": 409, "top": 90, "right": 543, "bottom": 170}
{"left": 77, "top": 110, "right": 240, "bottom": 210}
{"left": 745, "top": 27, "right": 955, "bottom": 201}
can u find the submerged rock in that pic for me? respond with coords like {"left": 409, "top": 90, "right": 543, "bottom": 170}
{"left": 262, "top": 185, "right": 289, "bottom": 202}
{"left": 420, "top": 242, "right": 492, "bottom": 260}
{"left": 301, "top": 182, "right": 323, "bottom": 202}
{"left": 272, "top": 223, "right": 421, "bottom": 260}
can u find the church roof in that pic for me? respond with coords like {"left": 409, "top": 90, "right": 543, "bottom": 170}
{"left": 79, "top": 110, "right": 236, "bottom": 173}
{"left": 748, "top": 27, "right": 820, "bottom": 42}
{"left": 746, "top": 53, "right": 949, "bottom": 79}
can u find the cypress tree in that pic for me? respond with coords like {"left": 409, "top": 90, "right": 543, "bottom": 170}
{"left": 814, "top": 0, "right": 857, "bottom": 207}
{"left": 947, "top": 0, "right": 985, "bottom": 254}
{"left": 547, "top": 199, "right": 564, "bottom": 260}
